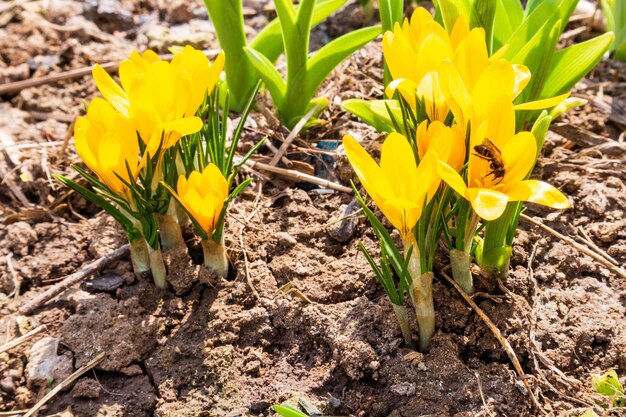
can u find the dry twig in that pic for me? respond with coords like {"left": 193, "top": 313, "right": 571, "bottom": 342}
{"left": 23, "top": 352, "right": 105, "bottom": 417}
{"left": 438, "top": 270, "right": 543, "bottom": 412}
{"left": 238, "top": 158, "right": 351, "bottom": 193}
{"left": 270, "top": 104, "right": 323, "bottom": 166}
{"left": 19, "top": 244, "right": 130, "bottom": 315}
{"left": 0, "top": 325, "right": 46, "bottom": 354}
{"left": 520, "top": 214, "right": 626, "bottom": 279}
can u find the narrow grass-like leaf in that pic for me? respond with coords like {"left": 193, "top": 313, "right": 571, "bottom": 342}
{"left": 54, "top": 174, "right": 138, "bottom": 239}
{"left": 470, "top": 0, "right": 496, "bottom": 51}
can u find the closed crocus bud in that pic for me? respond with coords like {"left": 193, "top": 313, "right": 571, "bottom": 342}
{"left": 172, "top": 164, "right": 230, "bottom": 276}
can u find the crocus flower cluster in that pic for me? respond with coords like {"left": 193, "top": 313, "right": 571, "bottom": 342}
{"left": 344, "top": 7, "right": 571, "bottom": 350}
{"left": 71, "top": 46, "right": 228, "bottom": 287}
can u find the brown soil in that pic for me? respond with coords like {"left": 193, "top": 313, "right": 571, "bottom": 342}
{"left": 1, "top": 1, "right": 625, "bottom": 416}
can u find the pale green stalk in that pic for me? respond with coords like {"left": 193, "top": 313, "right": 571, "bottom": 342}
{"left": 392, "top": 304, "right": 414, "bottom": 349}
{"left": 403, "top": 234, "right": 434, "bottom": 352}
{"left": 129, "top": 236, "right": 150, "bottom": 276}
{"left": 157, "top": 199, "right": 185, "bottom": 250}
{"left": 147, "top": 244, "right": 167, "bottom": 289}
{"left": 201, "top": 236, "right": 229, "bottom": 277}
{"left": 451, "top": 212, "right": 479, "bottom": 294}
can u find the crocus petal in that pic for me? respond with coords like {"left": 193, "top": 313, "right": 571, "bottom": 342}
{"left": 467, "top": 188, "right": 509, "bottom": 221}
{"left": 380, "top": 132, "right": 418, "bottom": 185}
{"left": 506, "top": 180, "right": 571, "bottom": 209}
{"left": 385, "top": 78, "right": 418, "bottom": 101}
{"left": 511, "top": 64, "right": 531, "bottom": 98}
{"left": 438, "top": 61, "right": 471, "bottom": 132}
{"left": 514, "top": 92, "right": 571, "bottom": 110}
{"left": 500, "top": 131, "right": 536, "bottom": 185}
{"left": 92, "top": 65, "right": 130, "bottom": 116}
{"left": 342, "top": 135, "right": 388, "bottom": 204}
{"left": 437, "top": 160, "right": 468, "bottom": 199}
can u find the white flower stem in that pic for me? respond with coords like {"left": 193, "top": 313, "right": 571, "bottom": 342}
{"left": 451, "top": 212, "right": 480, "bottom": 295}
{"left": 157, "top": 200, "right": 184, "bottom": 250}
{"left": 129, "top": 236, "right": 150, "bottom": 276}
{"left": 403, "top": 234, "right": 435, "bottom": 351}
{"left": 201, "top": 237, "right": 229, "bottom": 277}
{"left": 147, "top": 244, "right": 167, "bottom": 289}
{"left": 392, "top": 303, "right": 414, "bottom": 349}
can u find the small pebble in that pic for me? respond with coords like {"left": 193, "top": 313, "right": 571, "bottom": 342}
{"left": 84, "top": 274, "right": 124, "bottom": 292}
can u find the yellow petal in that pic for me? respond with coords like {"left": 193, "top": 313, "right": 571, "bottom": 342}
{"left": 92, "top": 65, "right": 129, "bottom": 116}
{"left": 506, "top": 180, "right": 571, "bottom": 209}
{"left": 438, "top": 61, "right": 471, "bottom": 132}
{"left": 343, "top": 135, "right": 388, "bottom": 205}
{"left": 471, "top": 60, "right": 515, "bottom": 121}
{"left": 438, "top": 159, "right": 468, "bottom": 199}
{"left": 512, "top": 64, "right": 531, "bottom": 98}
{"left": 449, "top": 15, "right": 470, "bottom": 48}
{"left": 514, "top": 92, "right": 571, "bottom": 110}
{"left": 467, "top": 187, "right": 509, "bottom": 221}
{"left": 500, "top": 131, "right": 536, "bottom": 185}
{"left": 380, "top": 132, "right": 417, "bottom": 183}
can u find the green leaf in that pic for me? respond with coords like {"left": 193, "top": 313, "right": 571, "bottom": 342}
{"left": 579, "top": 409, "right": 600, "bottom": 417}
{"left": 243, "top": 47, "right": 286, "bottom": 108}
{"left": 252, "top": 0, "right": 348, "bottom": 62}
{"left": 514, "top": 19, "right": 561, "bottom": 103}
{"left": 226, "top": 80, "right": 261, "bottom": 175}
{"left": 529, "top": 111, "right": 551, "bottom": 156}
{"left": 591, "top": 370, "right": 625, "bottom": 407}
{"left": 227, "top": 178, "right": 253, "bottom": 203}
{"left": 352, "top": 185, "right": 407, "bottom": 287}
{"left": 540, "top": 32, "right": 615, "bottom": 98}
{"left": 492, "top": 0, "right": 523, "bottom": 49}
{"left": 496, "top": 2, "right": 555, "bottom": 61}
{"left": 433, "top": 0, "right": 471, "bottom": 31}
{"left": 379, "top": 0, "right": 403, "bottom": 33}
{"left": 359, "top": 241, "right": 401, "bottom": 305}
{"left": 204, "top": 0, "right": 257, "bottom": 111}
{"left": 273, "top": 405, "right": 308, "bottom": 417}
{"left": 470, "top": 0, "right": 497, "bottom": 52}
{"left": 55, "top": 174, "right": 139, "bottom": 240}
{"left": 305, "top": 25, "right": 381, "bottom": 102}
{"left": 341, "top": 99, "right": 400, "bottom": 132}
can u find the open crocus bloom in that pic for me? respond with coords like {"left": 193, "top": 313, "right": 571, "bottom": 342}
{"left": 343, "top": 133, "right": 441, "bottom": 239}
{"left": 92, "top": 47, "right": 225, "bottom": 155}
{"left": 416, "top": 120, "right": 466, "bottom": 172}
{"left": 439, "top": 58, "right": 569, "bottom": 138}
{"left": 438, "top": 99, "right": 570, "bottom": 221}
{"left": 383, "top": 7, "right": 485, "bottom": 122}
{"left": 173, "top": 164, "right": 228, "bottom": 235}
{"left": 73, "top": 98, "right": 139, "bottom": 197}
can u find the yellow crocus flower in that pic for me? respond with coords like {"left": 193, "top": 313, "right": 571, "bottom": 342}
{"left": 438, "top": 59, "right": 569, "bottom": 138}
{"left": 73, "top": 98, "right": 139, "bottom": 196}
{"left": 343, "top": 133, "right": 441, "bottom": 239}
{"left": 437, "top": 99, "right": 570, "bottom": 221}
{"left": 171, "top": 45, "right": 225, "bottom": 118}
{"left": 416, "top": 120, "right": 465, "bottom": 172}
{"left": 382, "top": 8, "right": 484, "bottom": 122}
{"left": 92, "top": 50, "right": 160, "bottom": 117}
{"left": 92, "top": 47, "right": 225, "bottom": 154}
{"left": 173, "top": 164, "right": 228, "bottom": 235}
